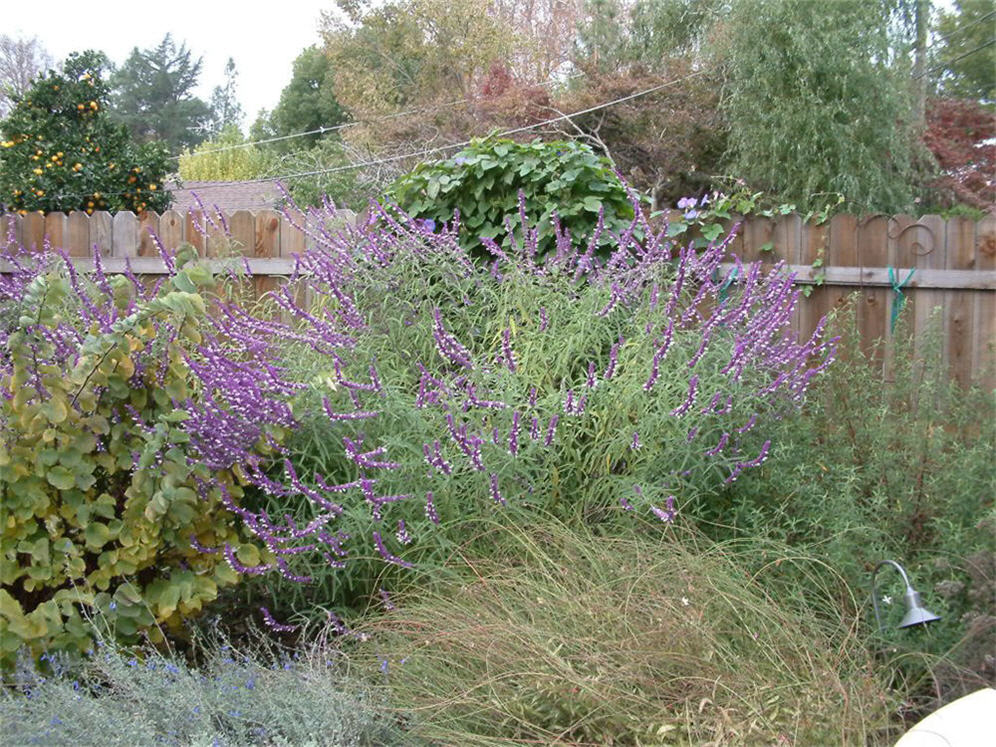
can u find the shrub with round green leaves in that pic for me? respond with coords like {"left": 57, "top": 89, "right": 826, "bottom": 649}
{"left": 0, "top": 248, "right": 278, "bottom": 665}
{"left": 386, "top": 138, "right": 638, "bottom": 257}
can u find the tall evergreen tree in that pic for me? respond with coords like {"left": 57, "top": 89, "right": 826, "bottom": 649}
{"left": 110, "top": 34, "right": 212, "bottom": 153}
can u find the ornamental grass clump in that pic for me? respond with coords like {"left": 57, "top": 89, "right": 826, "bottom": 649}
{"left": 347, "top": 518, "right": 896, "bottom": 745}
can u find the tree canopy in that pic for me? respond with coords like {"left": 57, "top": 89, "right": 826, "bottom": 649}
{"left": 208, "top": 58, "right": 244, "bottom": 137}
{"left": 718, "top": 0, "right": 921, "bottom": 213}
{"left": 178, "top": 124, "right": 272, "bottom": 182}
{"left": 251, "top": 46, "right": 349, "bottom": 153}
{"left": 0, "top": 51, "right": 170, "bottom": 214}
{"left": 110, "top": 34, "right": 212, "bottom": 154}
{"left": 931, "top": 0, "right": 995, "bottom": 101}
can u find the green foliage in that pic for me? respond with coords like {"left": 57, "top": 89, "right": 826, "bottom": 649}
{"left": 251, "top": 46, "right": 349, "bottom": 154}
{"left": 931, "top": 0, "right": 996, "bottom": 101}
{"left": 0, "top": 253, "right": 273, "bottom": 664}
{"left": 322, "top": 0, "right": 514, "bottom": 116}
{"left": 694, "top": 305, "right": 995, "bottom": 705}
{"left": 0, "top": 51, "right": 171, "bottom": 215}
{"left": 387, "top": 138, "right": 637, "bottom": 255}
{"left": 663, "top": 182, "right": 845, "bottom": 247}
{"left": 576, "top": 0, "right": 724, "bottom": 71}
{"left": 110, "top": 34, "right": 212, "bottom": 154}
{"left": 720, "top": 0, "right": 920, "bottom": 213}
{"left": 178, "top": 125, "right": 274, "bottom": 182}
{"left": 1, "top": 629, "right": 409, "bottom": 745}
{"left": 353, "top": 518, "right": 896, "bottom": 745}
{"left": 262, "top": 137, "right": 366, "bottom": 209}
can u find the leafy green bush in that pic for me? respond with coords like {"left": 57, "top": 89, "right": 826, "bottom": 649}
{"left": 177, "top": 124, "right": 274, "bottom": 182}
{"left": 351, "top": 517, "right": 897, "bottom": 745}
{"left": 0, "top": 248, "right": 276, "bottom": 664}
{"left": 386, "top": 138, "right": 637, "bottom": 256}
{"left": 0, "top": 51, "right": 170, "bottom": 215}
{"left": 695, "top": 305, "right": 995, "bottom": 709}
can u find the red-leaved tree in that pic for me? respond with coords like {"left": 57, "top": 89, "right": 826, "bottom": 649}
{"left": 923, "top": 98, "right": 995, "bottom": 210}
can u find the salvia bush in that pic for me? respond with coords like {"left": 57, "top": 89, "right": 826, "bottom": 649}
{"left": 211, "top": 195, "right": 837, "bottom": 620}
{"left": 0, "top": 244, "right": 281, "bottom": 663}
{"left": 2, "top": 191, "right": 836, "bottom": 648}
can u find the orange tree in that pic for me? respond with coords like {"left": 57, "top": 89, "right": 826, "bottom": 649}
{"left": 0, "top": 51, "right": 170, "bottom": 215}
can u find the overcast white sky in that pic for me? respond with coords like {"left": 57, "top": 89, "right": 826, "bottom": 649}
{"left": 8, "top": 0, "right": 336, "bottom": 127}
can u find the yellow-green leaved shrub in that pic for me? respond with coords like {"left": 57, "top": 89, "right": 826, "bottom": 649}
{"left": 0, "top": 250, "right": 276, "bottom": 665}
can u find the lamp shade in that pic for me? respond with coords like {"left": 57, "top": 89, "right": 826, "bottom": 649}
{"left": 898, "top": 588, "right": 942, "bottom": 629}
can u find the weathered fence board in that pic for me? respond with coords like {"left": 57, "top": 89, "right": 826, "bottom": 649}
{"left": 1, "top": 209, "right": 993, "bottom": 389}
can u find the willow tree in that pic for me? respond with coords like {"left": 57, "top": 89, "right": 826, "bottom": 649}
{"left": 719, "top": 0, "right": 920, "bottom": 213}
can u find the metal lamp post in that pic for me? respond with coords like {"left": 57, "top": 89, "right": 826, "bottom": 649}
{"left": 871, "top": 559, "right": 941, "bottom": 630}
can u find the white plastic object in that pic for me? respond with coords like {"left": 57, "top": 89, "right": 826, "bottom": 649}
{"left": 895, "top": 688, "right": 996, "bottom": 747}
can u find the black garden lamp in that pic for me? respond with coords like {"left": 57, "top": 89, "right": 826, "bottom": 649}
{"left": 871, "top": 559, "right": 941, "bottom": 630}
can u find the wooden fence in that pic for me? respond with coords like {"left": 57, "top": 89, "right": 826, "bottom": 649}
{"left": 2, "top": 209, "right": 994, "bottom": 389}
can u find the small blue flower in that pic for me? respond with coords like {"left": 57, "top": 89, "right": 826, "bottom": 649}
{"left": 108, "top": 601, "right": 117, "bottom": 611}
{"left": 684, "top": 209, "right": 699, "bottom": 220}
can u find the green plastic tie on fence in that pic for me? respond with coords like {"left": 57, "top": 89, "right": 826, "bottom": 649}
{"left": 888, "top": 266, "right": 915, "bottom": 333}
{"left": 716, "top": 264, "right": 739, "bottom": 304}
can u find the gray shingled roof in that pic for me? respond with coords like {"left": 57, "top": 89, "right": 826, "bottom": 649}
{"left": 168, "top": 180, "right": 283, "bottom": 213}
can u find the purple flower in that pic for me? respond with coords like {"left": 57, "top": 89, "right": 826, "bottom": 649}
{"left": 631, "top": 431, "right": 641, "bottom": 450}
{"left": 501, "top": 327, "right": 516, "bottom": 372}
{"left": 260, "top": 606, "right": 297, "bottom": 633}
{"left": 424, "top": 491, "right": 440, "bottom": 524}
{"left": 509, "top": 411, "right": 521, "bottom": 456}
{"left": 544, "top": 415, "right": 559, "bottom": 446}
{"left": 670, "top": 375, "right": 699, "bottom": 417}
{"left": 651, "top": 496, "right": 677, "bottom": 523}
{"left": 395, "top": 520, "right": 412, "bottom": 545}
{"left": 372, "top": 530, "right": 413, "bottom": 568}
{"left": 489, "top": 473, "right": 506, "bottom": 505}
